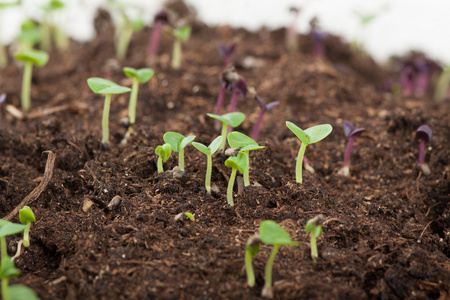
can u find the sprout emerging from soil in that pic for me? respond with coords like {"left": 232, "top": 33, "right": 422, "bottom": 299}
{"left": 87, "top": 77, "right": 131, "bottom": 149}
{"left": 192, "top": 136, "right": 223, "bottom": 194}
{"left": 305, "top": 214, "right": 324, "bottom": 261}
{"left": 214, "top": 66, "right": 240, "bottom": 121}
{"left": 251, "top": 95, "right": 279, "bottom": 140}
{"left": 18, "top": 206, "right": 35, "bottom": 248}
{"left": 17, "top": 19, "right": 42, "bottom": 52}
{"left": 259, "top": 220, "right": 299, "bottom": 298}
{"left": 245, "top": 234, "right": 261, "bottom": 287}
{"left": 218, "top": 41, "right": 236, "bottom": 68}
{"left": 14, "top": 50, "right": 49, "bottom": 112}
{"left": 163, "top": 132, "right": 196, "bottom": 172}
{"left": 207, "top": 112, "right": 246, "bottom": 152}
{"left": 115, "top": 13, "right": 145, "bottom": 60}
{"left": 123, "top": 67, "right": 154, "bottom": 133}
{"left": 286, "top": 122, "right": 333, "bottom": 183}
{"left": 309, "top": 17, "right": 327, "bottom": 60}
{"left": 155, "top": 143, "right": 172, "bottom": 173}
{"left": 337, "top": 121, "right": 365, "bottom": 177}
{"left": 147, "top": 10, "right": 169, "bottom": 65}
{"left": 228, "top": 77, "right": 247, "bottom": 114}
{"left": 434, "top": 64, "right": 450, "bottom": 102}
{"left": 227, "top": 132, "right": 265, "bottom": 187}
{"left": 415, "top": 125, "right": 432, "bottom": 175}
{"left": 175, "top": 212, "right": 195, "bottom": 222}
{"left": 164, "top": 25, "right": 191, "bottom": 70}
{"left": 224, "top": 151, "right": 248, "bottom": 206}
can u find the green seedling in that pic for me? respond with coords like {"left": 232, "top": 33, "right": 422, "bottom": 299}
{"left": 224, "top": 151, "right": 248, "bottom": 206}
{"left": 155, "top": 143, "right": 172, "bottom": 173}
{"left": 207, "top": 112, "right": 246, "bottom": 152}
{"left": 163, "top": 132, "right": 196, "bottom": 172}
{"left": 286, "top": 122, "right": 332, "bottom": 183}
{"left": 227, "top": 132, "right": 265, "bottom": 187}
{"left": 17, "top": 19, "right": 42, "bottom": 52}
{"left": 164, "top": 25, "right": 191, "bottom": 69}
{"left": 123, "top": 67, "right": 154, "bottom": 132}
{"left": 87, "top": 77, "right": 131, "bottom": 149}
{"left": 14, "top": 50, "right": 49, "bottom": 112}
{"left": 19, "top": 206, "right": 35, "bottom": 248}
{"left": 174, "top": 212, "right": 195, "bottom": 222}
{"left": 245, "top": 221, "right": 299, "bottom": 298}
{"left": 40, "top": 0, "right": 68, "bottom": 51}
{"left": 116, "top": 15, "right": 145, "bottom": 60}
{"left": 305, "top": 214, "right": 325, "bottom": 261}
{"left": 192, "top": 136, "right": 223, "bottom": 194}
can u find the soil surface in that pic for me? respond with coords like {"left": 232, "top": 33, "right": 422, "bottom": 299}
{"left": 0, "top": 5, "right": 449, "bottom": 300}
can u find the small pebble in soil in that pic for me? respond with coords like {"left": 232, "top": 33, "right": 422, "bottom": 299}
{"left": 107, "top": 196, "right": 122, "bottom": 210}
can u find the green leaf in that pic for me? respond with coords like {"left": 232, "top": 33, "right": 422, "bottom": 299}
{"left": 227, "top": 132, "right": 257, "bottom": 148}
{"left": 0, "top": 2, "right": 19, "bottom": 9}
{"left": 304, "top": 124, "right": 333, "bottom": 144}
{"left": 87, "top": 77, "right": 131, "bottom": 95}
{"left": 207, "top": 112, "right": 245, "bottom": 128}
{"left": 241, "top": 145, "right": 265, "bottom": 151}
{"left": 192, "top": 142, "right": 210, "bottom": 156}
{"left": 155, "top": 143, "right": 172, "bottom": 162}
{"left": 246, "top": 243, "right": 260, "bottom": 257}
{"left": 14, "top": 50, "right": 49, "bottom": 67}
{"left": 0, "top": 220, "right": 26, "bottom": 237}
{"left": 0, "top": 257, "right": 21, "bottom": 279}
{"left": 286, "top": 121, "right": 309, "bottom": 145}
{"left": 123, "top": 67, "right": 154, "bottom": 83}
{"left": 224, "top": 152, "right": 248, "bottom": 173}
{"left": 259, "top": 220, "right": 299, "bottom": 246}
{"left": 129, "top": 16, "right": 145, "bottom": 31}
{"left": 42, "top": 0, "right": 65, "bottom": 12}
{"left": 19, "top": 206, "right": 35, "bottom": 224}
{"left": 19, "top": 19, "right": 41, "bottom": 44}
{"left": 163, "top": 132, "right": 184, "bottom": 152}
{"left": 179, "top": 135, "right": 196, "bottom": 151}
{"left": 305, "top": 220, "right": 323, "bottom": 237}
{"left": 171, "top": 25, "right": 191, "bottom": 42}
{"left": 209, "top": 136, "right": 223, "bottom": 154}
{"left": 9, "top": 285, "right": 40, "bottom": 300}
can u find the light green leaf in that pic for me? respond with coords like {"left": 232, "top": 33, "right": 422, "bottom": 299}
{"left": 192, "top": 142, "right": 209, "bottom": 156}
{"left": 260, "top": 220, "right": 299, "bottom": 246}
{"left": 172, "top": 25, "right": 191, "bottom": 42}
{"left": 19, "top": 206, "right": 35, "bottom": 224}
{"left": 225, "top": 151, "right": 248, "bottom": 173}
{"left": 0, "top": 220, "right": 26, "bottom": 237}
{"left": 207, "top": 112, "right": 245, "bottom": 128}
{"left": 0, "top": 257, "right": 20, "bottom": 279}
{"left": 9, "top": 285, "right": 40, "bottom": 300}
{"left": 163, "top": 132, "right": 184, "bottom": 152}
{"left": 286, "top": 121, "right": 309, "bottom": 145}
{"left": 155, "top": 143, "right": 172, "bottom": 162}
{"left": 179, "top": 135, "right": 196, "bottom": 151}
{"left": 14, "top": 50, "right": 49, "bottom": 67}
{"left": 123, "top": 67, "right": 154, "bottom": 83}
{"left": 227, "top": 132, "right": 257, "bottom": 148}
{"left": 305, "top": 220, "right": 323, "bottom": 237}
{"left": 87, "top": 78, "right": 131, "bottom": 95}
{"left": 304, "top": 124, "right": 333, "bottom": 144}
{"left": 209, "top": 136, "right": 223, "bottom": 154}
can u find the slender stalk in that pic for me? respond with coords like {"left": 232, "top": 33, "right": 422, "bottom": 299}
{"left": 418, "top": 139, "right": 425, "bottom": 165}
{"left": 21, "top": 61, "right": 33, "bottom": 111}
{"left": 171, "top": 39, "right": 182, "bottom": 69}
{"left": 179, "top": 149, "right": 185, "bottom": 171}
{"left": 295, "top": 143, "right": 307, "bottom": 183}
{"left": 251, "top": 111, "right": 265, "bottom": 140}
{"left": 219, "top": 123, "right": 227, "bottom": 152}
{"left": 245, "top": 249, "right": 255, "bottom": 287}
{"left": 54, "top": 26, "right": 69, "bottom": 51}
{"left": 264, "top": 244, "right": 280, "bottom": 289}
{"left": 23, "top": 223, "right": 31, "bottom": 247}
{"left": 228, "top": 92, "right": 238, "bottom": 113}
{"left": 343, "top": 136, "right": 355, "bottom": 168}
{"left": 40, "top": 19, "right": 51, "bottom": 51}
{"left": 102, "top": 94, "right": 112, "bottom": 145}
{"left": 243, "top": 150, "right": 250, "bottom": 186}
{"left": 148, "top": 22, "right": 162, "bottom": 64}
{"left": 116, "top": 22, "right": 133, "bottom": 60}
{"left": 1, "top": 236, "right": 6, "bottom": 259}
{"left": 310, "top": 233, "right": 318, "bottom": 260}
{"left": 205, "top": 154, "right": 212, "bottom": 194}
{"left": 214, "top": 81, "right": 226, "bottom": 126}
{"left": 128, "top": 79, "right": 139, "bottom": 126}
{"left": 227, "top": 168, "right": 237, "bottom": 206}
{"left": 2, "top": 277, "right": 10, "bottom": 300}
{"left": 157, "top": 157, "right": 163, "bottom": 173}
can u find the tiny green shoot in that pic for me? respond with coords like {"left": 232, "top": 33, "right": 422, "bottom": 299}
{"left": 115, "top": 14, "right": 145, "bottom": 60}
{"left": 163, "top": 132, "right": 196, "bottom": 172}
{"left": 164, "top": 25, "right": 191, "bottom": 69}
{"left": 286, "top": 122, "right": 332, "bottom": 183}
{"left": 206, "top": 112, "right": 246, "bottom": 152}
{"left": 259, "top": 220, "right": 299, "bottom": 298}
{"left": 227, "top": 132, "right": 265, "bottom": 187}
{"left": 245, "top": 234, "right": 261, "bottom": 287}
{"left": 305, "top": 214, "right": 325, "bottom": 261}
{"left": 17, "top": 19, "right": 42, "bottom": 52}
{"left": 18, "top": 206, "right": 35, "bottom": 248}
{"left": 87, "top": 77, "right": 131, "bottom": 149}
{"left": 224, "top": 151, "right": 248, "bottom": 206}
{"left": 192, "top": 136, "right": 223, "bottom": 194}
{"left": 123, "top": 67, "right": 154, "bottom": 132}
{"left": 155, "top": 143, "right": 172, "bottom": 173}
{"left": 14, "top": 50, "right": 49, "bottom": 112}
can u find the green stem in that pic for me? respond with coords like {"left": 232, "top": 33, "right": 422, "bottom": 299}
{"left": 0, "top": 236, "right": 9, "bottom": 300}
{"left": 310, "top": 233, "right": 318, "bottom": 260}
{"left": 157, "top": 157, "right": 163, "bottom": 173}
{"left": 102, "top": 94, "right": 111, "bottom": 145}
{"left": 205, "top": 154, "right": 212, "bottom": 194}
{"left": 227, "top": 168, "right": 237, "bottom": 206}
{"left": 295, "top": 142, "right": 307, "bottom": 183}
{"left": 21, "top": 61, "right": 33, "bottom": 111}
{"left": 2, "top": 277, "right": 10, "bottom": 300}
{"left": 265, "top": 244, "right": 280, "bottom": 289}
{"left": 23, "top": 222, "right": 31, "bottom": 248}
{"left": 128, "top": 79, "right": 139, "bottom": 125}
{"left": 245, "top": 249, "right": 255, "bottom": 287}
{"left": 179, "top": 149, "right": 185, "bottom": 172}
{"left": 116, "top": 22, "right": 133, "bottom": 60}
{"left": 54, "top": 25, "right": 69, "bottom": 51}
{"left": 1, "top": 236, "right": 6, "bottom": 259}
{"left": 243, "top": 150, "right": 250, "bottom": 186}
{"left": 219, "top": 123, "right": 227, "bottom": 152}
{"left": 171, "top": 39, "right": 182, "bottom": 69}
{"left": 40, "top": 19, "right": 51, "bottom": 51}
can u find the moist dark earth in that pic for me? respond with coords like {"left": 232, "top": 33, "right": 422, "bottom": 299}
{"left": 0, "top": 5, "right": 449, "bottom": 300}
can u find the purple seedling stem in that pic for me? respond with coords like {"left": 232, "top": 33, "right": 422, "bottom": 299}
{"left": 251, "top": 95, "right": 279, "bottom": 140}
{"left": 338, "top": 121, "right": 365, "bottom": 177}
{"left": 309, "top": 18, "right": 327, "bottom": 60}
{"left": 147, "top": 10, "right": 168, "bottom": 65}
{"left": 218, "top": 41, "right": 236, "bottom": 69}
{"left": 228, "top": 77, "right": 247, "bottom": 113}
{"left": 415, "top": 125, "right": 432, "bottom": 175}
{"left": 0, "top": 93, "right": 6, "bottom": 126}
{"left": 214, "top": 67, "right": 240, "bottom": 127}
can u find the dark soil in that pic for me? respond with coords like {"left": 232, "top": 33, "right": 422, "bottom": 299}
{"left": 0, "top": 6, "right": 449, "bottom": 300}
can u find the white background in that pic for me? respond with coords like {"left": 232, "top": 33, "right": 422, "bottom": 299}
{"left": 1, "top": 0, "right": 449, "bottom": 64}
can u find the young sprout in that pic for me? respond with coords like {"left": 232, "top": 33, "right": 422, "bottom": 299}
{"left": 40, "top": 0, "right": 67, "bottom": 51}
{"left": 123, "top": 67, "right": 154, "bottom": 132}
{"left": 309, "top": 17, "right": 327, "bottom": 60}
{"left": 207, "top": 112, "right": 245, "bottom": 152}
{"left": 218, "top": 41, "right": 236, "bottom": 68}
{"left": 155, "top": 143, "right": 172, "bottom": 173}
{"left": 251, "top": 95, "right": 279, "bottom": 140}
{"left": 245, "top": 234, "right": 261, "bottom": 287}
{"left": 17, "top": 19, "right": 42, "bottom": 52}
{"left": 214, "top": 66, "right": 240, "bottom": 122}
{"left": 303, "top": 156, "right": 315, "bottom": 174}
{"left": 228, "top": 77, "right": 247, "bottom": 114}
{"left": 164, "top": 25, "right": 191, "bottom": 70}
{"left": 192, "top": 136, "right": 223, "bottom": 194}
{"left": 305, "top": 214, "right": 325, "bottom": 261}
{"left": 415, "top": 125, "right": 432, "bottom": 175}
{"left": 227, "top": 132, "right": 265, "bottom": 187}
{"left": 175, "top": 212, "right": 195, "bottom": 222}
{"left": 224, "top": 151, "right": 248, "bottom": 206}
{"left": 14, "top": 50, "right": 49, "bottom": 112}
{"left": 163, "top": 132, "right": 196, "bottom": 172}
{"left": 115, "top": 13, "right": 145, "bottom": 60}
{"left": 18, "top": 206, "right": 35, "bottom": 248}
{"left": 338, "top": 121, "right": 365, "bottom": 177}
{"left": 147, "top": 10, "right": 169, "bottom": 65}
{"left": 286, "top": 122, "right": 333, "bottom": 183}
{"left": 87, "top": 77, "right": 131, "bottom": 149}
{"left": 259, "top": 220, "right": 299, "bottom": 299}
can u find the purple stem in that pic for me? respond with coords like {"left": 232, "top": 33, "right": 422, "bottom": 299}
{"left": 414, "top": 72, "right": 429, "bottom": 98}
{"left": 343, "top": 136, "right": 355, "bottom": 168}
{"left": 313, "top": 41, "right": 325, "bottom": 60}
{"left": 418, "top": 139, "right": 425, "bottom": 165}
{"left": 251, "top": 110, "right": 265, "bottom": 140}
{"left": 214, "top": 81, "right": 227, "bottom": 126}
{"left": 229, "top": 91, "right": 238, "bottom": 113}
{"left": 148, "top": 21, "right": 163, "bottom": 62}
